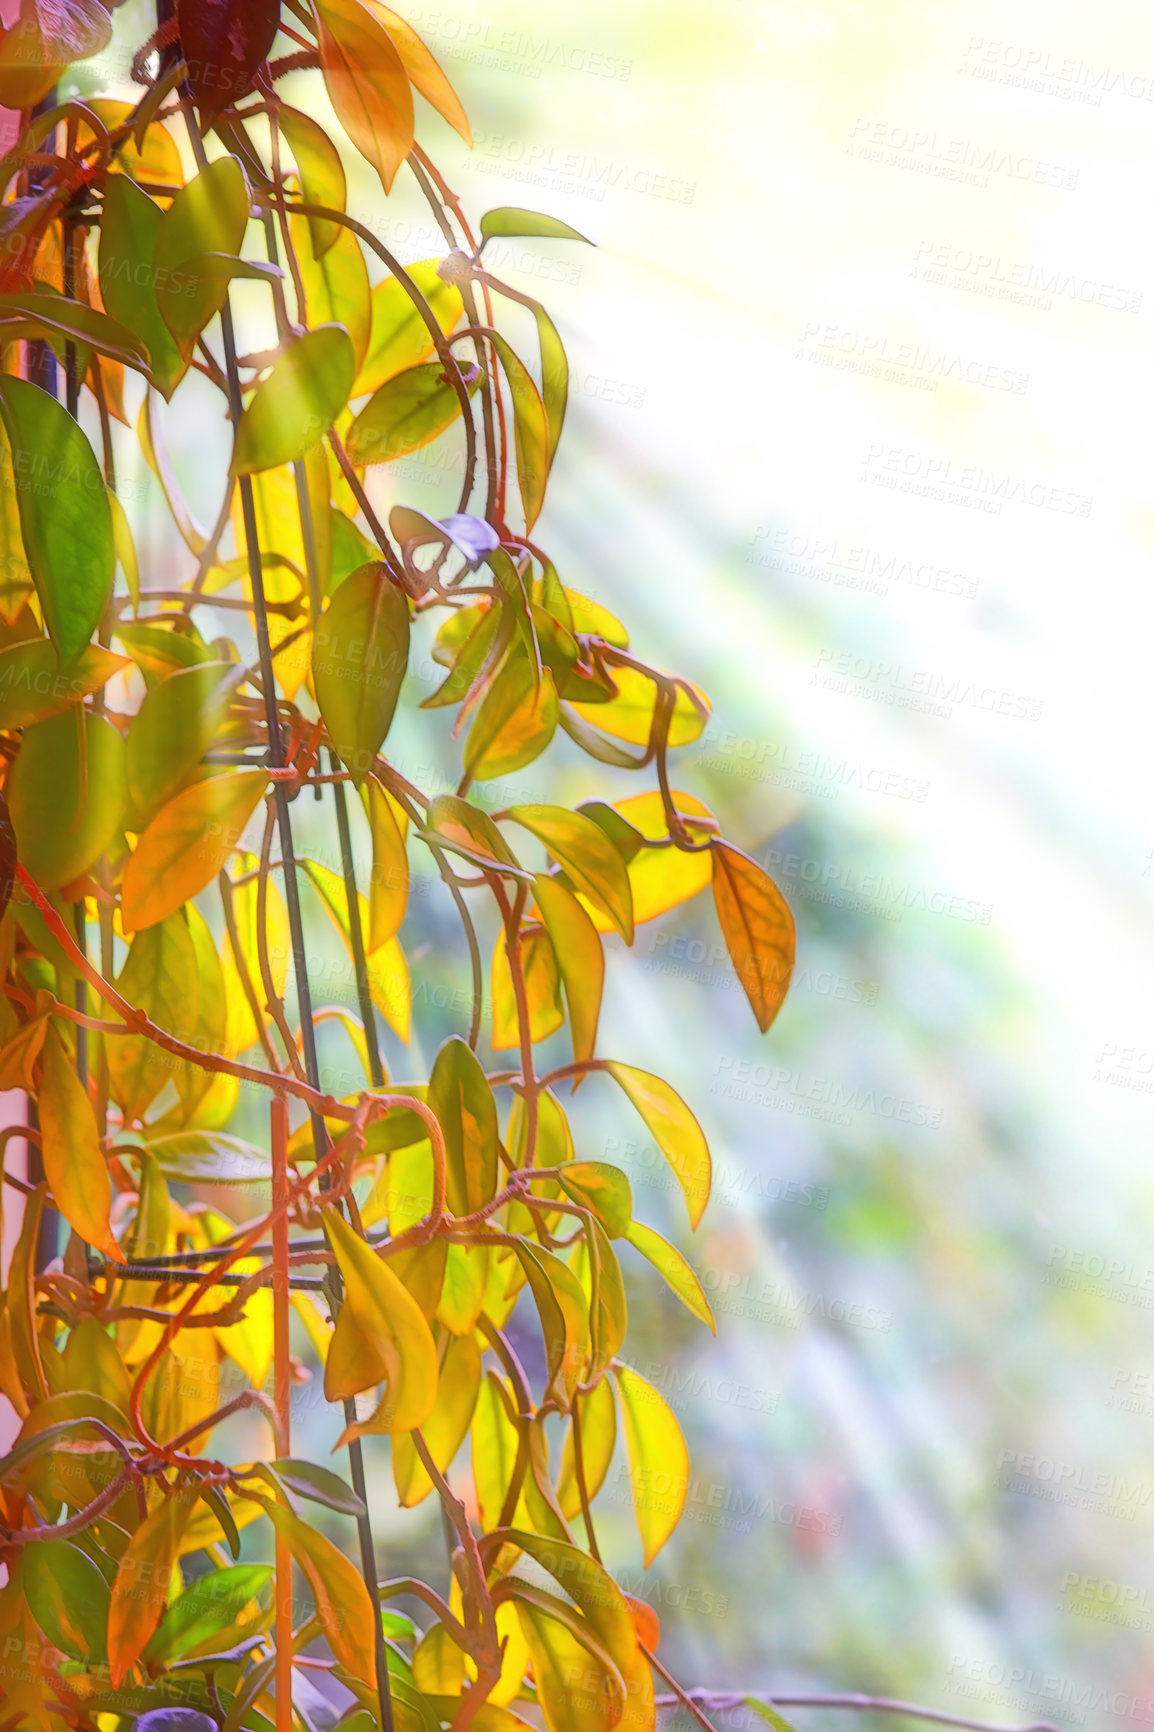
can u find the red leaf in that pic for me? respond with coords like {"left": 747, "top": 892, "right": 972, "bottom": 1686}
{"left": 178, "top": 0, "right": 282, "bottom": 126}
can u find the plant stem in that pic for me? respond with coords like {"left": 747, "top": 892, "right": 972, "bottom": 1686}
{"left": 653, "top": 1695, "right": 1062, "bottom": 1732}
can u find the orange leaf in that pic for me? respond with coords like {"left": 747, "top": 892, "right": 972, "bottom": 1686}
{"left": 710, "top": 840, "right": 795, "bottom": 1032}
{"left": 121, "top": 771, "right": 268, "bottom": 931}
{"left": 265, "top": 1498, "right": 377, "bottom": 1686}
{"left": 39, "top": 1027, "right": 121, "bottom": 1263}
{"left": 366, "top": 2, "right": 472, "bottom": 143}
{"left": 313, "top": 0, "right": 414, "bottom": 194}
{"left": 108, "top": 1486, "right": 199, "bottom": 1685}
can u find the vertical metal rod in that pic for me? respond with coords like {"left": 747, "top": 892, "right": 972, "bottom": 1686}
{"left": 181, "top": 115, "right": 394, "bottom": 1731}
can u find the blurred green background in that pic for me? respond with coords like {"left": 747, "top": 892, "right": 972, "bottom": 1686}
{"left": 65, "top": 0, "right": 1154, "bottom": 1725}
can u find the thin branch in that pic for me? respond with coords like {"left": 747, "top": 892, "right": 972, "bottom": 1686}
{"left": 654, "top": 1695, "right": 1063, "bottom": 1732}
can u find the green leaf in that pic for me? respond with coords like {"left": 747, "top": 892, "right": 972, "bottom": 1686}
{"left": 0, "top": 291, "right": 151, "bottom": 373}
{"left": 259, "top": 1458, "right": 366, "bottom": 1517}
{"left": 624, "top": 1219, "right": 715, "bottom": 1331}
{"left": 144, "top": 1563, "right": 271, "bottom": 1664}
{"left": 506, "top": 804, "right": 633, "bottom": 942}
{"left": 532, "top": 874, "right": 603, "bottom": 1067}
{"left": 357, "top": 261, "right": 464, "bottom": 397}
{"left": 313, "top": 562, "right": 409, "bottom": 782}
{"left": 465, "top": 658, "right": 558, "bottom": 781}
{"left": 153, "top": 156, "right": 251, "bottom": 359}
{"left": 741, "top": 1702, "right": 802, "bottom": 1732}
{"left": 428, "top": 1035, "right": 499, "bottom": 1216}
{"left": 25, "top": 1540, "right": 111, "bottom": 1660}
{"left": 0, "top": 639, "right": 128, "bottom": 732}
{"left": 8, "top": 708, "right": 125, "bottom": 888}
{"left": 98, "top": 175, "right": 185, "bottom": 386}
{"left": 613, "top": 1363, "right": 689, "bottom": 1565}
{"left": 533, "top": 303, "right": 567, "bottom": 463}
{"left": 147, "top": 1131, "right": 272, "bottom": 1185}
{"left": 0, "top": 376, "right": 114, "bottom": 668}
{"left": 125, "top": 660, "right": 241, "bottom": 828}
{"left": 485, "top": 333, "right": 550, "bottom": 529}
{"left": 480, "top": 209, "right": 594, "bottom": 245}
{"left": 280, "top": 105, "right": 347, "bottom": 258}
{"left": 559, "top": 1163, "right": 632, "bottom": 1238}
{"left": 605, "top": 1062, "right": 711, "bottom": 1230}
{"left": 100, "top": 175, "right": 194, "bottom": 395}
{"left": 233, "top": 325, "right": 356, "bottom": 475}
{"left": 347, "top": 360, "right": 471, "bottom": 465}
{"left": 291, "top": 212, "right": 371, "bottom": 371}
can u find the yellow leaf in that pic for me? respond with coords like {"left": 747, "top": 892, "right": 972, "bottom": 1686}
{"left": 322, "top": 1206, "right": 438, "bottom": 1434}
{"left": 471, "top": 1372, "right": 524, "bottom": 1531}
{"left": 491, "top": 924, "right": 563, "bottom": 1050}
{"left": 613, "top": 1364, "right": 689, "bottom": 1566}
{"left": 393, "top": 1329, "right": 480, "bottom": 1506}
{"left": 435, "top": 1243, "right": 489, "bottom": 1334}
{"left": 355, "top": 259, "right": 464, "bottom": 397}
{"left": 569, "top": 665, "right": 708, "bottom": 748}
{"left": 465, "top": 660, "right": 558, "bottom": 780}
{"left": 579, "top": 791, "right": 714, "bottom": 933}
{"left": 121, "top": 771, "right": 268, "bottom": 932}
{"left": 624, "top": 1221, "right": 714, "bottom": 1333}
{"left": 533, "top": 876, "right": 603, "bottom": 1066}
{"left": 711, "top": 840, "right": 796, "bottom": 1033}
{"left": 558, "top": 1379, "right": 617, "bottom": 1520}
{"left": 506, "top": 804, "right": 632, "bottom": 941}
{"left": 314, "top": 0, "right": 415, "bottom": 194}
{"left": 365, "top": 772, "right": 408, "bottom": 948}
{"left": 412, "top": 1620, "right": 466, "bottom": 1693}
{"left": 107, "top": 1486, "right": 199, "bottom": 1686}
{"left": 512, "top": 1601, "right": 625, "bottom": 1732}
{"left": 221, "top": 851, "right": 290, "bottom": 1056}
{"left": 264, "top": 1498, "right": 377, "bottom": 1686}
{"left": 605, "top": 1062, "right": 710, "bottom": 1230}
{"left": 40, "top": 1027, "right": 121, "bottom": 1262}
{"left": 367, "top": 936, "right": 411, "bottom": 1041}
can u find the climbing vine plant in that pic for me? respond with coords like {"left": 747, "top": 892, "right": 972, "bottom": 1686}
{"left": 0, "top": 4, "right": 807, "bottom": 1732}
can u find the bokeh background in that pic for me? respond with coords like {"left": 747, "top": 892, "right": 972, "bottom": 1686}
{"left": 25, "top": 0, "right": 1154, "bottom": 1726}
